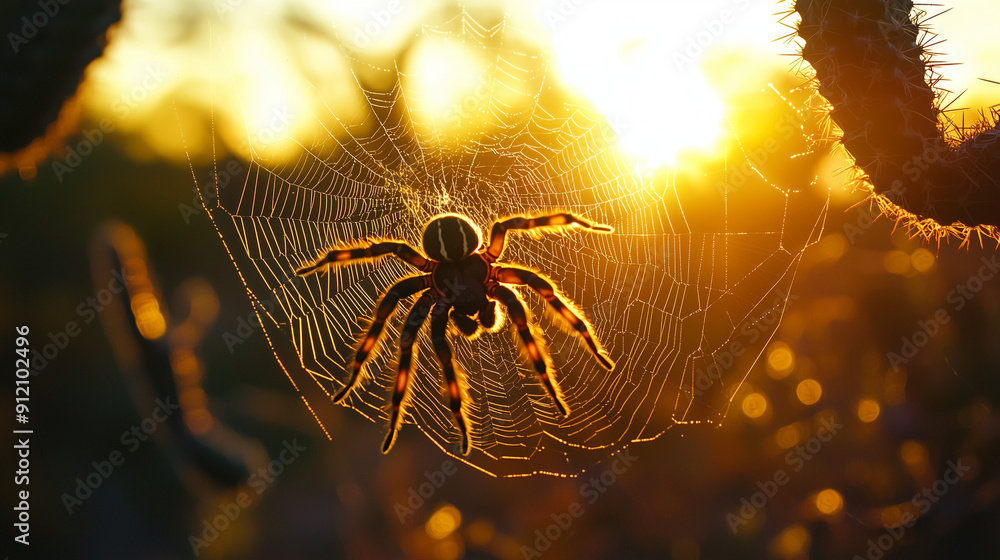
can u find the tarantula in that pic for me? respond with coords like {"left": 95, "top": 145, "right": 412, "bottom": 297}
{"left": 296, "top": 212, "right": 615, "bottom": 455}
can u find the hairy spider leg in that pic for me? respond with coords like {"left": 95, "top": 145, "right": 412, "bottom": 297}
{"left": 486, "top": 212, "right": 614, "bottom": 260}
{"left": 495, "top": 267, "right": 614, "bottom": 370}
{"left": 334, "top": 274, "right": 431, "bottom": 403}
{"left": 431, "top": 304, "right": 471, "bottom": 455}
{"left": 296, "top": 240, "right": 429, "bottom": 276}
{"left": 449, "top": 298, "right": 500, "bottom": 338}
{"left": 491, "top": 285, "right": 570, "bottom": 417}
{"left": 449, "top": 309, "right": 480, "bottom": 337}
{"left": 383, "top": 292, "right": 434, "bottom": 454}
{"left": 480, "top": 299, "right": 499, "bottom": 331}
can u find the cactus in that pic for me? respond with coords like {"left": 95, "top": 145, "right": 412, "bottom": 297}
{"left": 0, "top": 0, "right": 122, "bottom": 175}
{"left": 793, "top": 0, "right": 1000, "bottom": 242}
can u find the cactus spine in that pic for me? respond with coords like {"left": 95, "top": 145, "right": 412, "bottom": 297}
{"left": 794, "top": 0, "right": 1000, "bottom": 242}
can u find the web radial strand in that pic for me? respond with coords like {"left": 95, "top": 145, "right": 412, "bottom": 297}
{"left": 203, "top": 12, "right": 827, "bottom": 477}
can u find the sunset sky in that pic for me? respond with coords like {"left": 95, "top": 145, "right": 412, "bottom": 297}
{"left": 78, "top": 0, "right": 999, "bottom": 172}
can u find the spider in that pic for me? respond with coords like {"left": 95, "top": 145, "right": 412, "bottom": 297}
{"left": 295, "top": 212, "right": 615, "bottom": 455}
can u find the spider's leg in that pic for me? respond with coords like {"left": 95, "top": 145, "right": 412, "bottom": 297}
{"left": 296, "top": 240, "right": 430, "bottom": 276}
{"left": 490, "top": 285, "right": 569, "bottom": 417}
{"left": 480, "top": 299, "right": 498, "bottom": 331}
{"left": 383, "top": 292, "right": 434, "bottom": 454}
{"left": 486, "top": 212, "right": 613, "bottom": 260}
{"left": 496, "top": 266, "right": 614, "bottom": 370}
{"left": 431, "top": 303, "right": 471, "bottom": 455}
{"left": 449, "top": 309, "right": 480, "bottom": 337}
{"left": 335, "top": 275, "right": 430, "bottom": 403}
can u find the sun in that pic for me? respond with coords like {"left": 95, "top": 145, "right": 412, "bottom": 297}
{"left": 541, "top": 0, "right": 776, "bottom": 168}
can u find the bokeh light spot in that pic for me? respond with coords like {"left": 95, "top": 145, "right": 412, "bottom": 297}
{"left": 899, "top": 440, "right": 929, "bottom": 467}
{"left": 884, "top": 250, "right": 911, "bottom": 274}
{"left": 465, "top": 520, "right": 494, "bottom": 546}
{"left": 776, "top": 423, "right": 803, "bottom": 449}
{"left": 426, "top": 504, "right": 462, "bottom": 540}
{"left": 796, "top": 379, "right": 822, "bottom": 405}
{"left": 742, "top": 392, "right": 769, "bottom": 419}
{"left": 767, "top": 341, "right": 795, "bottom": 379}
{"left": 856, "top": 399, "right": 881, "bottom": 423}
{"left": 911, "top": 248, "right": 936, "bottom": 272}
{"left": 817, "top": 232, "right": 848, "bottom": 262}
{"left": 131, "top": 292, "right": 167, "bottom": 340}
{"left": 433, "top": 539, "right": 462, "bottom": 560}
{"left": 815, "top": 488, "right": 844, "bottom": 515}
{"left": 772, "top": 525, "right": 810, "bottom": 558}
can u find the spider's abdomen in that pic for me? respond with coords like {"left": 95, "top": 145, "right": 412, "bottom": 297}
{"left": 422, "top": 213, "right": 482, "bottom": 262}
{"left": 433, "top": 255, "right": 489, "bottom": 314}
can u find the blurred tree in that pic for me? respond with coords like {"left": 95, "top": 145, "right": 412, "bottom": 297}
{"left": 0, "top": 0, "right": 121, "bottom": 173}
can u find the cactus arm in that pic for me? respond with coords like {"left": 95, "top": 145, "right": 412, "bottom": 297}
{"left": 794, "top": 0, "right": 1000, "bottom": 237}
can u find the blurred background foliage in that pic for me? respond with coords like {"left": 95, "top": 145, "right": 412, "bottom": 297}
{"left": 2, "top": 0, "right": 999, "bottom": 559}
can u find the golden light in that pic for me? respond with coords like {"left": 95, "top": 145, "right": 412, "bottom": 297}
{"left": 742, "top": 392, "right": 769, "bottom": 419}
{"left": 772, "top": 525, "right": 810, "bottom": 558}
{"left": 426, "top": 504, "right": 462, "bottom": 540}
{"left": 465, "top": 520, "right": 495, "bottom": 546}
{"left": 924, "top": 0, "right": 1000, "bottom": 125}
{"left": 816, "top": 232, "right": 848, "bottom": 262}
{"left": 880, "top": 505, "right": 903, "bottom": 527}
{"left": 330, "top": 0, "right": 421, "bottom": 53}
{"left": 911, "top": 248, "right": 936, "bottom": 273}
{"left": 130, "top": 292, "right": 167, "bottom": 340}
{"left": 796, "top": 379, "right": 822, "bottom": 406}
{"left": 814, "top": 489, "right": 844, "bottom": 515}
{"left": 404, "top": 38, "right": 489, "bottom": 135}
{"left": 883, "top": 250, "right": 911, "bottom": 275}
{"left": 856, "top": 399, "right": 881, "bottom": 423}
{"left": 766, "top": 342, "right": 795, "bottom": 379}
{"left": 432, "top": 540, "right": 462, "bottom": 560}
{"left": 899, "top": 440, "right": 929, "bottom": 467}
{"left": 775, "top": 423, "right": 803, "bottom": 449}
{"left": 548, "top": 2, "right": 727, "bottom": 166}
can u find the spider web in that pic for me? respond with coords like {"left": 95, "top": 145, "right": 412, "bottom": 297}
{"left": 200, "top": 11, "right": 827, "bottom": 477}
